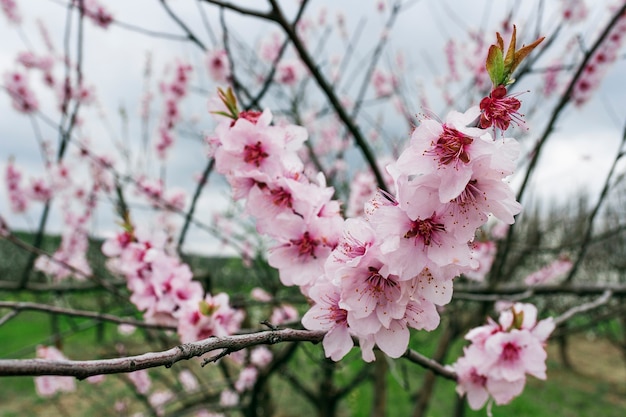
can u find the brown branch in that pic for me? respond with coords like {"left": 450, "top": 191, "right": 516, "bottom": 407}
{"left": 453, "top": 283, "right": 626, "bottom": 297}
{"left": 402, "top": 348, "right": 457, "bottom": 382}
{"left": 0, "top": 329, "right": 325, "bottom": 378}
{"left": 200, "top": 0, "right": 272, "bottom": 20}
{"left": 0, "top": 301, "right": 175, "bottom": 331}
{"left": 158, "top": 0, "right": 207, "bottom": 51}
{"left": 0, "top": 279, "right": 126, "bottom": 292}
{"left": 267, "top": 0, "right": 388, "bottom": 192}
{"left": 554, "top": 290, "right": 613, "bottom": 327}
{"left": 176, "top": 158, "right": 215, "bottom": 254}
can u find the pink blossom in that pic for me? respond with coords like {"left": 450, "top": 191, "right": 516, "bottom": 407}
{"left": 542, "top": 61, "right": 562, "bottom": 97}
{"left": 250, "top": 287, "right": 273, "bottom": 302}
{"left": 276, "top": 60, "right": 303, "bottom": 86}
{"left": 219, "top": 389, "right": 239, "bottom": 407}
{"left": 267, "top": 213, "right": 342, "bottom": 287}
{"left": 176, "top": 293, "right": 244, "bottom": 343}
{"left": 27, "top": 178, "right": 52, "bottom": 202}
{"left": 178, "top": 370, "right": 199, "bottom": 392}
{"left": 5, "top": 160, "right": 29, "bottom": 212}
{"left": 479, "top": 86, "right": 524, "bottom": 131}
{"left": 250, "top": 346, "right": 273, "bottom": 368}
{"left": 215, "top": 116, "right": 306, "bottom": 185}
{"left": 117, "top": 323, "right": 137, "bottom": 336}
{"left": 326, "top": 217, "right": 376, "bottom": 274}
{"left": 245, "top": 177, "right": 334, "bottom": 233}
{"left": 234, "top": 366, "right": 258, "bottom": 392}
{"left": 367, "top": 202, "right": 472, "bottom": 280}
{"left": 86, "top": 374, "right": 105, "bottom": 384}
{"left": 371, "top": 68, "right": 395, "bottom": 97}
{"left": 1, "top": 0, "right": 21, "bottom": 24}
{"left": 561, "top": 0, "right": 588, "bottom": 23}
{"left": 301, "top": 281, "right": 353, "bottom": 361}
{"left": 34, "top": 346, "right": 76, "bottom": 397}
{"left": 524, "top": 256, "right": 573, "bottom": 286}
{"left": 128, "top": 369, "right": 152, "bottom": 394}
{"left": 270, "top": 304, "right": 299, "bottom": 325}
{"left": 74, "top": 0, "right": 114, "bottom": 29}
{"left": 452, "top": 303, "right": 554, "bottom": 409}
{"left": 149, "top": 389, "right": 174, "bottom": 415}
{"left": 347, "top": 171, "right": 378, "bottom": 217}
{"left": 391, "top": 107, "right": 496, "bottom": 203}
{"left": 465, "top": 240, "right": 496, "bottom": 282}
{"left": 35, "top": 208, "right": 93, "bottom": 282}
{"left": 259, "top": 32, "right": 283, "bottom": 62}
{"left": 572, "top": 13, "right": 626, "bottom": 106}
{"left": 155, "top": 62, "right": 192, "bottom": 159}
{"left": 453, "top": 354, "right": 490, "bottom": 409}
{"left": 477, "top": 330, "right": 548, "bottom": 381}
{"left": 4, "top": 71, "right": 39, "bottom": 113}
{"left": 206, "top": 49, "right": 231, "bottom": 84}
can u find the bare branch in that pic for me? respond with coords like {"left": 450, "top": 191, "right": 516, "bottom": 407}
{"left": 554, "top": 290, "right": 613, "bottom": 327}
{"left": 454, "top": 283, "right": 626, "bottom": 297}
{"left": 201, "top": 0, "right": 272, "bottom": 20}
{"left": 402, "top": 348, "right": 457, "bottom": 381}
{"left": 0, "top": 329, "right": 325, "bottom": 378}
{"left": 0, "top": 301, "right": 175, "bottom": 331}
{"left": 158, "top": 0, "right": 207, "bottom": 51}
{"left": 267, "top": 0, "right": 388, "bottom": 192}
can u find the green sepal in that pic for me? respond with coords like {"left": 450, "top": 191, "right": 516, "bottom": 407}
{"left": 486, "top": 45, "right": 505, "bottom": 87}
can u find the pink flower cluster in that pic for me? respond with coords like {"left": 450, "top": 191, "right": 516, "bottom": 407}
{"left": 135, "top": 177, "right": 187, "bottom": 212}
{"left": 465, "top": 240, "right": 497, "bottom": 282}
{"left": 371, "top": 68, "right": 397, "bottom": 97}
{"left": 5, "top": 160, "right": 29, "bottom": 213}
{"left": 524, "top": 256, "right": 572, "bottom": 286}
{"left": 6, "top": 147, "right": 115, "bottom": 283}
{"left": 206, "top": 49, "right": 231, "bottom": 84}
{"left": 303, "top": 107, "right": 521, "bottom": 361}
{"left": 102, "top": 229, "right": 243, "bottom": 342}
{"left": 73, "top": 0, "right": 113, "bottom": 29}
{"left": 211, "top": 108, "right": 344, "bottom": 290}
{"left": 0, "top": 0, "right": 20, "bottom": 24}
{"left": 34, "top": 198, "right": 95, "bottom": 282}
{"left": 156, "top": 62, "right": 193, "bottom": 159}
{"left": 560, "top": 0, "right": 588, "bottom": 24}
{"left": 209, "top": 96, "right": 521, "bottom": 362}
{"left": 453, "top": 303, "right": 554, "bottom": 410}
{"left": 4, "top": 71, "right": 39, "bottom": 113}
{"left": 34, "top": 346, "right": 76, "bottom": 396}
{"left": 572, "top": 8, "right": 626, "bottom": 106}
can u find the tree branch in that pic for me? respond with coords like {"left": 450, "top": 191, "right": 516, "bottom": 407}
{"left": 0, "top": 301, "right": 175, "bottom": 331}
{"left": 267, "top": 0, "right": 388, "bottom": 192}
{"left": 554, "top": 290, "right": 613, "bottom": 327}
{"left": 402, "top": 348, "right": 457, "bottom": 381}
{"left": 0, "top": 329, "right": 325, "bottom": 378}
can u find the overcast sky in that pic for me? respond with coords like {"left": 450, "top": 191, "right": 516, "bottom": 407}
{"left": 1, "top": 0, "right": 625, "bottom": 254}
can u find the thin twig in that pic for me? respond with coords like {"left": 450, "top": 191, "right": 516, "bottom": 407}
{"left": 402, "top": 348, "right": 457, "bottom": 381}
{"left": 267, "top": 0, "right": 388, "bottom": 192}
{"left": 158, "top": 0, "right": 207, "bottom": 51}
{"left": 554, "top": 290, "right": 613, "bottom": 327}
{"left": 0, "top": 301, "right": 176, "bottom": 331}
